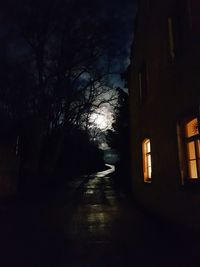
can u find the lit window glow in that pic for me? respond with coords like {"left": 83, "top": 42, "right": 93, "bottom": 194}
{"left": 142, "top": 139, "right": 152, "bottom": 183}
{"left": 185, "top": 118, "right": 200, "bottom": 179}
{"left": 186, "top": 118, "right": 199, "bottom": 138}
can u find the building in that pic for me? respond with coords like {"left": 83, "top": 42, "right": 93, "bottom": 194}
{"left": 129, "top": 0, "right": 200, "bottom": 230}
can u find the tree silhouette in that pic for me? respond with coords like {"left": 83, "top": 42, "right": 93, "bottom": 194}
{"left": 106, "top": 87, "right": 131, "bottom": 192}
{"left": 1, "top": 0, "right": 119, "bottom": 127}
{"left": 0, "top": 0, "right": 124, "bottom": 191}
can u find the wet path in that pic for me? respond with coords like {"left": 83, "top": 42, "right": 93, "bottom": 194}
{"left": 64, "top": 165, "right": 135, "bottom": 266}
{"left": 1, "top": 165, "right": 200, "bottom": 266}
{"left": 59, "top": 165, "right": 199, "bottom": 267}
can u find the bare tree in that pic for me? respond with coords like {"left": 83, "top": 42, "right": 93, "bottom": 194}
{"left": 0, "top": 0, "right": 124, "bottom": 180}
{"left": 2, "top": 0, "right": 120, "bottom": 127}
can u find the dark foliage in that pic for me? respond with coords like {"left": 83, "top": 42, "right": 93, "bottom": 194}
{"left": 0, "top": 0, "right": 124, "bottom": 195}
{"left": 106, "top": 87, "right": 131, "bottom": 192}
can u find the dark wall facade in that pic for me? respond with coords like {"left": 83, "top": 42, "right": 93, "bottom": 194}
{"left": 129, "top": 0, "right": 200, "bottom": 230}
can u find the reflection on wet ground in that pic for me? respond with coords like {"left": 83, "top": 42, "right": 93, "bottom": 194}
{"left": 64, "top": 164, "right": 133, "bottom": 266}
{"left": 0, "top": 164, "right": 200, "bottom": 266}
{"left": 61, "top": 165, "right": 200, "bottom": 267}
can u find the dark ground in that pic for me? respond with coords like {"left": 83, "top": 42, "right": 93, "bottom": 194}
{"left": 0, "top": 165, "right": 200, "bottom": 267}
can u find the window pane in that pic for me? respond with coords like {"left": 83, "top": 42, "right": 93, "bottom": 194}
{"left": 185, "top": 118, "right": 199, "bottom": 137}
{"left": 146, "top": 141, "right": 151, "bottom": 153}
{"left": 188, "top": 160, "right": 198, "bottom": 178}
{"left": 147, "top": 154, "right": 151, "bottom": 167}
{"left": 148, "top": 166, "right": 152, "bottom": 179}
{"left": 187, "top": 141, "right": 196, "bottom": 160}
{"left": 143, "top": 139, "right": 152, "bottom": 182}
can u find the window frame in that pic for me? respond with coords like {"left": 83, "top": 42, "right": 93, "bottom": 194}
{"left": 184, "top": 117, "right": 200, "bottom": 180}
{"left": 142, "top": 138, "right": 152, "bottom": 183}
{"left": 177, "top": 115, "right": 200, "bottom": 185}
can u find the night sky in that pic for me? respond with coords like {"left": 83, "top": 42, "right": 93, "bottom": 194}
{"left": 91, "top": 0, "right": 137, "bottom": 87}
{"left": 0, "top": 0, "right": 137, "bottom": 142}
{"left": 0, "top": 0, "right": 137, "bottom": 88}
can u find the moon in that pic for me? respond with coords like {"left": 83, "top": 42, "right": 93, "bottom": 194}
{"left": 89, "top": 107, "right": 113, "bottom": 130}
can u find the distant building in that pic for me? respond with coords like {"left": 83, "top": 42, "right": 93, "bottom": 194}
{"left": 129, "top": 0, "right": 200, "bottom": 230}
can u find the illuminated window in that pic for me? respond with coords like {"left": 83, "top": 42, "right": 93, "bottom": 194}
{"left": 142, "top": 139, "right": 152, "bottom": 183}
{"left": 185, "top": 118, "right": 200, "bottom": 179}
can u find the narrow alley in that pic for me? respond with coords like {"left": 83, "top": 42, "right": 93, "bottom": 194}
{"left": 0, "top": 165, "right": 200, "bottom": 267}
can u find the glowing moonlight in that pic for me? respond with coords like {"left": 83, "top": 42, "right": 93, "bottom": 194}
{"left": 89, "top": 107, "right": 114, "bottom": 130}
